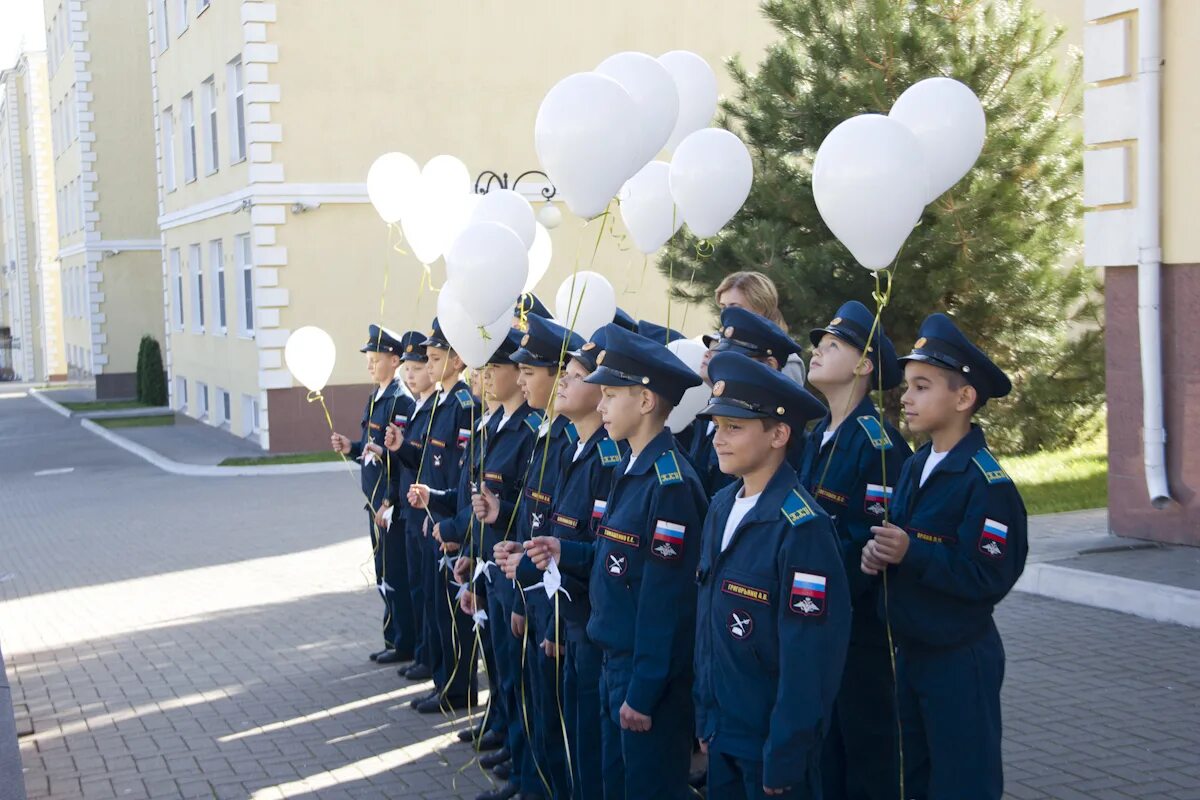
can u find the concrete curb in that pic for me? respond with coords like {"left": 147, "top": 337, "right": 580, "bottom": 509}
{"left": 27, "top": 387, "right": 71, "bottom": 418}
{"left": 0, "top": 642, "right": 28, "bottom": 800}
{"left": 79, "top": 418, "right": 351, "bottom": 477}
{"left": 1015, "top": 562, "right": 1200, "bottom": 629}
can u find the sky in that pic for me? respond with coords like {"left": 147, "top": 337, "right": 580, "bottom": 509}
{"left": 0, "top": 0, "right": 48, "bottom": 69}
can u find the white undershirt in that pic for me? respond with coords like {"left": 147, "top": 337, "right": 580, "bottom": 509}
{"left": 920, "top": 449, "right": 950, "bottom": 488}
{"left": 496, "top": 411, "right": 512, "bottom": 430}
{"left": 412, "top": 391, "right": 434, "bottom": 415}
{"left": 821, "top": 429, "right": 836, "bottom": 449}
{"left": 574, "top": 440, "right": 587, "bottom": 462}
{"left": 374, "top": 385, "right": 387, "bottom": 402}
{"left": 625, "top": 454, "right": 639, "bottom": 474}
{"left": 721, "top": 490, "right": 761, "bottom": 552}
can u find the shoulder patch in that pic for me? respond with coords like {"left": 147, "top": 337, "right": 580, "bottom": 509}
{"left": 654, "top": 451, "right": 684, "bottom": 486}
{"left": 856, "top": 415, "right": 893, "bottom": 450}
{"left": 454, "top": 388, "right": 473, "bottom": 409}
{"left": 781, "top": 489, "right": 818, "bottom": 527}
{"left": 972, "top": 449, "right": 1011, "bottom": 484}
{"left": 597, "top": 438, "right": 622, "bottom": 467}
{"left": 524, "top": 411, "right": 545, "bottom": 434}
{"left": 564, "top": 422, "right": 579, "bottom": 445}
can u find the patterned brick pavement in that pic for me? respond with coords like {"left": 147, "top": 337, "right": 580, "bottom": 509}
{"left": 2, "top": 392, "right": 1198, "bottom": 799}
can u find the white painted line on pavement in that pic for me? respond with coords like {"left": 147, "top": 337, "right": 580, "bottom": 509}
{"left": 33, "top": 467, "right": 75, "bottom": 476}
{"left": 0, "top": 391, "right": 28, "bottom": 399}
{"left": 1016, "top": 561, "right": 1200, "bottom": 629}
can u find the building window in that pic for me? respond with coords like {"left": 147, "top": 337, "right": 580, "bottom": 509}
{"left": 201, "top": 77, "right": 219, "bottom": 174}
{"left": 161, "top": 107, "right": 176, "bottom": 192}
{"left": 198, "top": 0, "right": 210, "bottom": 12}
{"left": 169, "top": 248, "right": 184, "bottom": 329}
{"left": 189, "top": 243, "right": 204, "bottom": 332}
{"left": 175, "top": 375, "right": 188, "bottom": 410}
{"left": 236, "top": 233, "right": 254, "bottom": 335}
{"left": 242, "top": 394, "right": 260, "bottom": 436}
{"left": 210, "top": 239, "right": 226, "bottom": 332}
{"left": 181, "top": 93, "right": 197, "bottom": 183}
{"left": 197, "top": 381, "right": 209, "bottom": 419}
{"left": 156, "top": 0, "right": 170, "bottom": 53}
{"left": 227, "top": 57, "right": 246, "bottom": 163}
{"left": 177, "top": 0, "right": 189, "bottom": 33}
{"left": 218, "top": 389, "right": 231, "bottom": 426}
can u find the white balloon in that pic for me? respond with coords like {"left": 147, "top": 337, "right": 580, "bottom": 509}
{"left": 619, "top": 161, "right": 682, "bottom": 254}
{"left": 401, "top": 155, "right": 472, "bottom": 265}
{"left": 666, "top": 339, "right": 709, "bottom": 434}
{"left": 596, "top": 51, "right": 680, "bottom": 171}
{"left": 366, "top": 152, "right": 419, "bottom": 224}
{"left": 437, "top": 286, "right": 512, "bottom": 369}
{"left": 669, "top": 129, "right": 753, "bottom": 238}
{"left": 812, "top": 114, "right": 928, "bottom": 271}
{"left": 889, "top": 78, "right": 986, "bottom": 202}
{"left": 658, "top": 51, "right": 718, "bottom": 153}
{"left": 445, "top": 222, "right": 529, "bottom": 324}
{"left": 284, "top": 326, "right": 336, "bottom": 393}
{"left": 535, "top": 72, "right": 644, "bottom": 219}
{"left": 554, "top": 271, "right": 617, "bottom": 339}
{"left": 471, "top": 189, "right": 536, "bottom": 250}
{"left": 538, "top": 204, "right": 563, "bottom": 229}
{"left": 525, "top": 223, "right": 552, "bottom": 293}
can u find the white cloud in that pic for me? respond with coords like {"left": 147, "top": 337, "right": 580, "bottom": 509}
{"left": 0, "top": 0, "right": 48, "bottom": 69}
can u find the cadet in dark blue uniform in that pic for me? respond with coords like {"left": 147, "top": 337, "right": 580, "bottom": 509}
{"left": 525, "top": 323, "right": 708, "bottom": 800}
{"left": 861, "top": 313, "right": 1028, "bottom": 800}
{"left": 800, "top": 301, "right": 912, "bottom": 800}
{"left": 330, "top": 325, "right": 416, "bottom": 663}
{"left": 689, "top": 307, "right": 803, "bottom": 498}
{"left": 693, "top": 352, "right": 850, "bottom": 799}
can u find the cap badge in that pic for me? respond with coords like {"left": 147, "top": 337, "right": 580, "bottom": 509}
{"left": 712, "top": 380, "right": 726, "bottom": 397}
{"left": 724, "top": 326, "right": 734, "bottom": 338}
{"left": 915, "top": 337, "right": 928, "bottom": 349}
{"left": 405, "top": 344, "right": 414, "bottom": 353}
{"left": 776, "top": 406, "right": 786, "bottom": 415}
{"left": 582, "top": 342, "right": 596, "bottom": 351}
{"left": 596, "top": 351, "right": 606, "bottom": 366}
{"left": 830, "top": 317, "right": 843, "bottom": 326}
{"left": 521, "top": 334, "right": 530, "bottom": 347}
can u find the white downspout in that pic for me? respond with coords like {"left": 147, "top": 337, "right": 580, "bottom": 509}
{"left": 1137, "top": 0, "right": 1171, "bottom": 508}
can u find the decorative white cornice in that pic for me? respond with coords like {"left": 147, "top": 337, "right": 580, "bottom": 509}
{"left": 59, "top": 238, "right": 163, "bottom": 259}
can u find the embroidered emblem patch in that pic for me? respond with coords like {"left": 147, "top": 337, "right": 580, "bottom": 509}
{"left": 598, "top": 526, "right": 639, "bottom": 547}
{"left": 909, "top": 527, "right": 957, "bottom": 546}
{"left": 781, "top": 490, "right": 818, "bottom": 527}
{"left": 457, "top": 428, "right": 470, "bottom": 448}
{"left": 597, "top": 438, "right": 621, "bottom": 466}
{"left": 591, "top": 499, "right": 607, "bottom": 523}
{"left": 979, "top": 518, "right": 1008, "bottom": 559}
{"left": 790, "top": 571, "right": 827, "bottom": 617}
{"left": 393, "top": 415, "right": 408, "bottom": 429}
{"left": 651, "top": 520, "right": 685, "bottom": 560}
{"left": 553, "top": 513, "right": 580, "bottom": 529}
{"left": 432, "top": 454, "right": 443, "bottom": 468}
{"left": 605, "top": 551, "right": 627, "bottom": 577}
{"left": 721, "top": 580, "right": 770, "bottom": 606}
{"left": 727, "top": 610, "right": 753, "bottom": 641}
{"left": 972, "top": 449, "right": 1011, "bottom": 484}
{"left": 815, "top": 486, "right": 848, "bottom": 507}
{"left": 864, "top": 484, "right": 893, "bottom": 516}
{"left": 530, "top": 511, "right": 545, "bottom": 531}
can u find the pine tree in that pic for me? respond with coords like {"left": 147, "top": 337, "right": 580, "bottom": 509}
{"left": 660, "top": 0, "right": 1102, "bottom": 454}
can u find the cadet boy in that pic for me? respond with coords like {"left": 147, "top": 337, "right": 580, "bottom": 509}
{"left": 331, "top": 325, "right": 415, "bottom": 663}
{"left": 801, "top": 301, "right": 912, "bottom": 800}
{"left": 525, "top": 323, "right": 708, "bottom": 800}
{"left": 861, "top": 313, "right": 1028, "bottom": 800}
{"left": 693, "top": 351, "right": 850, "bottom": 800}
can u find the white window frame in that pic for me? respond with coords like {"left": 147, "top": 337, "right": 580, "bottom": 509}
{"left": 177, "top": 0, "right": 189, "bottom": 34}
{"left": 189, "top": 243, "right": 204, "bottom": 332}
{"left": 197, "top": 380, "right": 209, "bottom": 419}
{"left": 218, "top": 388, "right": 231, "bottom": 427}
{"left": 201, "top": 76, "right": 219, "bottom": 175}
{"left": 236, "top": 233, "right": 254, "bottom": 336}
{"left": 226, "top": 57, "right": 246, "bottom": 164}
{"left": 210, "top": 239, "right": 226, "bottom": 333}
{"left": 181, "top": 94, "right": 197, "bottom": 183}
{"left": 241, "top": 394, "right": 259, "bottom": 437}
{"left": 169, "top": 248, "right": 184, "bottom": 330}
{"left": 156, "top": 0, "right": 170, "bottom": 53}
{"left": 198, "top": 0, "right": 211, "bottom": 14}
{"left": 161, "top": 107, "right": 176, "bottom": 192}
{"left": 175, "top": 375, "right": 188, "bottom": 411}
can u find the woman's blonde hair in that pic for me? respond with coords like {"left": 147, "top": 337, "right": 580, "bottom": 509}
{"left": 714, "top": 271, "right": 788, "bottom": 331}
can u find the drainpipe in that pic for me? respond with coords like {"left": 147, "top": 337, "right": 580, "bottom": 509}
{"left": 1137, "top": 0, "right": 1171, "bottom": 508}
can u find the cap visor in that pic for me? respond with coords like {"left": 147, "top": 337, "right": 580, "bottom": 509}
{"left": 509, "top": 350, "right": 558, "bottom": 368}
{"left": 697, "top": 400, "right": 767, "bottom": 421}
{"left": 583, "top": 366, "right": 640, "bottom": 388}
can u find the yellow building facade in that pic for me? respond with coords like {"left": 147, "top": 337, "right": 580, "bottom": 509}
{"left": 43, "top": 0, "right": 163, "bottom": 398}
{"left": 148, "top": 0, "right": 778, "bottom": 451}
{"left": 0, "top": 50, "right": 63, "bottom": 383}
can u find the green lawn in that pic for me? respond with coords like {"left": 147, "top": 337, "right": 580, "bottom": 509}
{"left": 62, "top": 399, "right": 154, "bottom": 412}
{"left": 219, "top": 450, "right": 343, "bottom": 467}
{"left": 1005, "top": 431, "right": 1107, "bottom": 516}
{"left": 95, "top": 415, "right": 176, "bottom": 429}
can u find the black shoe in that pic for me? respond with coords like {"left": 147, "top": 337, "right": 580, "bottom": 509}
{"left": 491, "top": 761, "right": 512, "bottom": 780}
{"left": 475, "top": 729, "right": 504, "bottom": 751}
{"left": 375, "top": 650, "right": 408, "bottom": 665}
{"left": 408, "top": 689, "right": 440, "bottom": 710}
{"left": 415, "top": 693, "right": 477, "bottom": 714}
{"left": 479, "top": 747, "right": 510, "bottom": 769}
{"left": 368, "top": 648, "right": 389, "bottom": 662}
{"left": 403, "top": 663, "right": 433, "bottom": 681}
{"left": 475, "top": 783, "right": 518, "bottom": 800}
{"left": 689, "top": 767, "right": 708, "bottom": 788}
{"left": 458, "top": 726, "right": 483, "bottom": 743}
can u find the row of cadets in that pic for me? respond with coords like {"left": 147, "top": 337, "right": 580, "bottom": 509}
{"left": 330, "top": 326, "right": 417, "bottom": 664}
{"left": 693, "top": 350, "right": 850, "bottom": 799}
{"left": 525, "top": 322, "right": 709, "bottom": 800}
{"left": 383, "top": 320, "right": 480, "bottom": 710}
{"left": 800, "top": 301, "right": 912, "bottom": 800}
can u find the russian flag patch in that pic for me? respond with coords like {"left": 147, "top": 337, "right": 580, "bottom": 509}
{"left": 651, "top": 520, "right": 685, "bottom": 560}
{"left": 979, "top": 518, "right": 1008, "bottom": 559}
{"left": 591, "top": 499, "right": 607, "bottom": 522}
{"left": 864, "top": 483, "right": 893, "bottom": 516}
{"left": 457, "top": 428, "right": 470, "bottom": 448}
{"left": 393, "top": 414, "right": 408, "bottom": 430}
{"left": 790, "top": 570, "right": 827, "bottom": 617}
